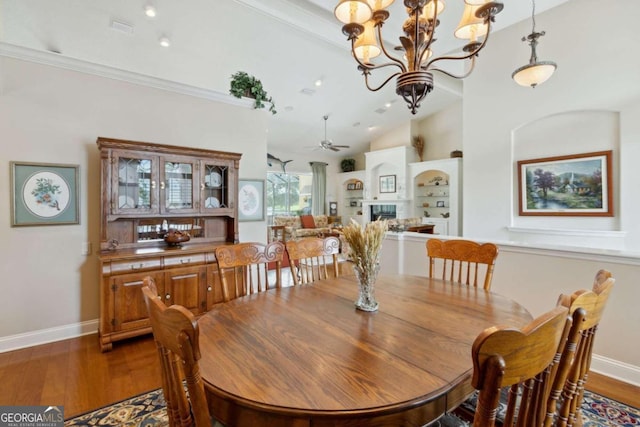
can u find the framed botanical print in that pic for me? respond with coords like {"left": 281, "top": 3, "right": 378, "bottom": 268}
{"left": 238, "top": 179, "right": 265, "bottom": 221}
{"left": 379, "top": 175, "right": 396, "bottom": 193}
{"left": 11, "top": 161, "right": 80, "bottom": 226}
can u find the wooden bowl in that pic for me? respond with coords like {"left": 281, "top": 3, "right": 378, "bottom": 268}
{"left": 164, "top": 229, "right": 191, "bottom": 247}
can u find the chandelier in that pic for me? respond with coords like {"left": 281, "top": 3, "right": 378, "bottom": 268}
{"left": 512, "top": 0, "right": 556, "bottom": 88}
{"left": 334, "top": 0, "right": 503, "bottom": 114}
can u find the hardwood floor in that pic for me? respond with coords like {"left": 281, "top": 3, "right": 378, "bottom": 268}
{"left": 0, "top": 333, "right": 637, "bottom": 419}
{"left": 0, "top": 335, "right": 161, "bottom": 418}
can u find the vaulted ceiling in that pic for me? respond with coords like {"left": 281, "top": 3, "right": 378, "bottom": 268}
{"left": 1, "top": 0, "right": 569, "bottom": 156}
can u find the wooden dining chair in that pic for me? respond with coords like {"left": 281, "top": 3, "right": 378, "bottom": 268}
{"left": 285, "top": 236, "right": 340, "bottom": 285}
{"left": 555, "top": 269, "right": 615, "bottom": 427}
{"left": 469, "top": 304, "right": 585, "bottom": 427}
{"left": 426, "top": 238, "right": 499, "bottom": 290}
{"left": 214, "top": 241, "right": 285, "bottom": 302}
{"left": 141, "top": 277, "right": 220, "bottom": 427}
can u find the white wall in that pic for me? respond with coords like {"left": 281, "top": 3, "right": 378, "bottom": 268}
{"left": 369, "top": 122, "right": 411, "bottom": 151}
{"left": 0, "top": 55, "right": 268, "bottom": 343}
{"left": 463, "top": 0, "right": 640, "bottom": 251}
{"left": 413, "top": 102, "right": 463, "bottom": 161}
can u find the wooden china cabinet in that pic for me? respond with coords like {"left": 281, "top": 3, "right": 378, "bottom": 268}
{"left": 97, "top": 137, "right": 241, "bottom": 351}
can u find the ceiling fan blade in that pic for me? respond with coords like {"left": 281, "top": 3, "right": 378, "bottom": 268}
{"left": 329, "top": 147, "right": 340, "bottom": 152}
{"left": 333, "top": 145, "right": 350, "bottom": 148}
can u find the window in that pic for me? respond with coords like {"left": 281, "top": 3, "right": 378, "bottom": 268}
{"left": 266, "top": 172, "right": 312, "bottom": 224}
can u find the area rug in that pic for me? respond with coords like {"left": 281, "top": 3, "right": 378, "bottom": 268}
{"left": 457, "top": 389, "right": 640, "bottom": 427}
{"left": 65, "top": 388, "right": 639, "bottom": 426}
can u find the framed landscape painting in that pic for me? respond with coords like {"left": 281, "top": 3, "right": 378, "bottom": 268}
{"left": 11, "top": 161, "right": 80, "bottom": 226}
{"left": 517, "top": 151, "right": 613, "bottom": 216}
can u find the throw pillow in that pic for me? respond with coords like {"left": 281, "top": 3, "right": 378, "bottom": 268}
{"left": 300, "top": 215, "right": 316, "bottom": 229}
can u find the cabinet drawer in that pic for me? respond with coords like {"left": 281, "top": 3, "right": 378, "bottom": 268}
{"left": 164, "top": 253, "right": 206, "bottom": 267}
{"left": 109, "top": 257, "right": 162, "bottom": 274}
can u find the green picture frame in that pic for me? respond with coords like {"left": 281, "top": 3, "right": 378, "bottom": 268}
{"left": 11, "top": 161, "right": 80, "bottom": 226}
{"left": 238, "top": 179, "right": 265, "bottom": 221}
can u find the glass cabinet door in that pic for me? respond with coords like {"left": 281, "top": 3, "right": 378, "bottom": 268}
{"left": 113, "top": 155, "right": 157, "bottom": 214}
{"left": 201, "top": 163, "right": 229, "bottom": 212}
{"left": 162, "top": 159, "right": 198, "bottom": 213}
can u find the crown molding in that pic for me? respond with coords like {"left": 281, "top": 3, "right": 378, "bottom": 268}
{"left": 0, "top": 42, "right": 255, "bottom": 109}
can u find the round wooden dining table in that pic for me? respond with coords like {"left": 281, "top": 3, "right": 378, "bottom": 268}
{"left": 197, "top": 274, "right": 532, "bottom": 427}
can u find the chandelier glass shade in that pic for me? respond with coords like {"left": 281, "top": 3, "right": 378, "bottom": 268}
{"left": 334, "top": 0, "right": 503, "bottom": 114}
{"left": 512, "top": 0, "right": 556, "bottom": 88}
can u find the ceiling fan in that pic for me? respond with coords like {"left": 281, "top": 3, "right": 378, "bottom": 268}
{"left": 315, "top": 115, "right": 349, "bottom": 152}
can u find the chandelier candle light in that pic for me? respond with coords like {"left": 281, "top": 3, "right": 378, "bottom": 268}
{"left": 335, "top": 0, "right": 503, "bottom": 114}
{"left": 342, "top": 219, "right": 388, "bottom": 312}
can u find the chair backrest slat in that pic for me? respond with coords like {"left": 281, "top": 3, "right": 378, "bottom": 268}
{"left": 215, "top": 241, "right": 284, "bottom": 302}
{"left": 286, "top": 237, "right": 340, "bottom": 286}
{"left": 555, "top": 269, "right": 614, "bottom": 427}
{"left": 141, "top": 277, "right": 212, "bottom": 427}
{"left": 427, "top": 238, "right": 499, "bottom": 290}
{"left": 471, "top": 305, "right": 584, "bottom": 427}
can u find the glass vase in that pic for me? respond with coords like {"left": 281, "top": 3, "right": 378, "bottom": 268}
{"left": 354, "top": 262, "right": 380, "bottom": 312}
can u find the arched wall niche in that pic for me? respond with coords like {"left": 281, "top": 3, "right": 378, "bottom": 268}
{"left": 509, "top": 110, "right": 623, "bottom": 248}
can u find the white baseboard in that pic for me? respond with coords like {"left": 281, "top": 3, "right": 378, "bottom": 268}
{"left": 0, "top": 319, "right": 99, "bottom": 353}
{"left": 590, "top": 354, "right": 640, "bottom": 387}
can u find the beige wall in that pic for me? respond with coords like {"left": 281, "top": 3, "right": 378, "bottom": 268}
{"left": 0, "top": 56, "right": 268, "bottom": 342}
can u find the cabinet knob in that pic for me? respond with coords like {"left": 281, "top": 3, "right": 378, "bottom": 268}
{"left": 130, "top": 263, "right": 143, "bottom": 270}
{"left": 207, "top": 286, "right": 212, "bottom": 292}
{"left": 151, "top": 180, "right": 156, "bottom": 189}
{"left": 160, "top": 181, "right": 165, "bottom": 190}
{"left": 180, "top": 258, "right": 191, "bottom": 264}
{"left": 165, "top": 293, "right": 171, "bottom": 300}
{"left": 201, "top": 183, "right": 205, "bottom": 190}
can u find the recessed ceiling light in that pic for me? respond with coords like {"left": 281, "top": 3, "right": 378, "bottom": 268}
{"left": 314, "top": 79, "right": 323, "bottom": 87}
{"left": 385, "top": 102, "right": 392, "bottom": 108}
{"left": 144, "top": 5, "right": 157, "bottom": 18}
{"left": 159, "top": 36, "right": 171, "bottom": 47}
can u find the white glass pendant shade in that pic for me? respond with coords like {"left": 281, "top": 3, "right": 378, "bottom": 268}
{"left": 464, "top": 0, "right": 488, "bottom": 5}
{"left": 335, "top": 0, "right": 373, "bottom": 24}
{"left": 354, "top": 20, "right": 381, "bottom": 62}
{"left": 454, "top": 3, "right": 488, "bottom": 40}
{"left": 512, "top": 61, "right": 556, "bottom": 87}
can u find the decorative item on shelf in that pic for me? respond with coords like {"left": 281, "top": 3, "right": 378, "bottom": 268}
{"left": 429, "top": 176, "right": 444, "bottom": 185}
{"left": 441, "top": 212, "right": 450, "bottom": 218}
{"left": 164, "top": 229, "right": 190, "bottom": 247}
{"left": 342, "top": 219, "right": 388, "bottom": 312}
{"left": 417, "top": 182, "right": 425, "bottom": 187}
{"left": 412, "top": 135, "right": 425, "bottom": 162}
{"left": 229, "top": 71, "right": 277, "bottom": 114}
{"left": 334, "top": 0, "right": 503, "bottom": 114}
{"left": 341, "top": 158, "right": 356, "bottom": 172}
{"left": 422, "top": 202, "right": 429, "bottom": 207}
{"left": 450, "top": 150, "right": 463, "bottom": 158}
{"left": 423, "top": 211, "right": 431, "bottom": 217}
{"left": 512, "top": 0, "right": 557, "bottom": 88}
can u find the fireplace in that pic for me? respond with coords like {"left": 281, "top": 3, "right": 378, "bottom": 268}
{"left": 370, "top": 204, "right": 397, "bottom": 221}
